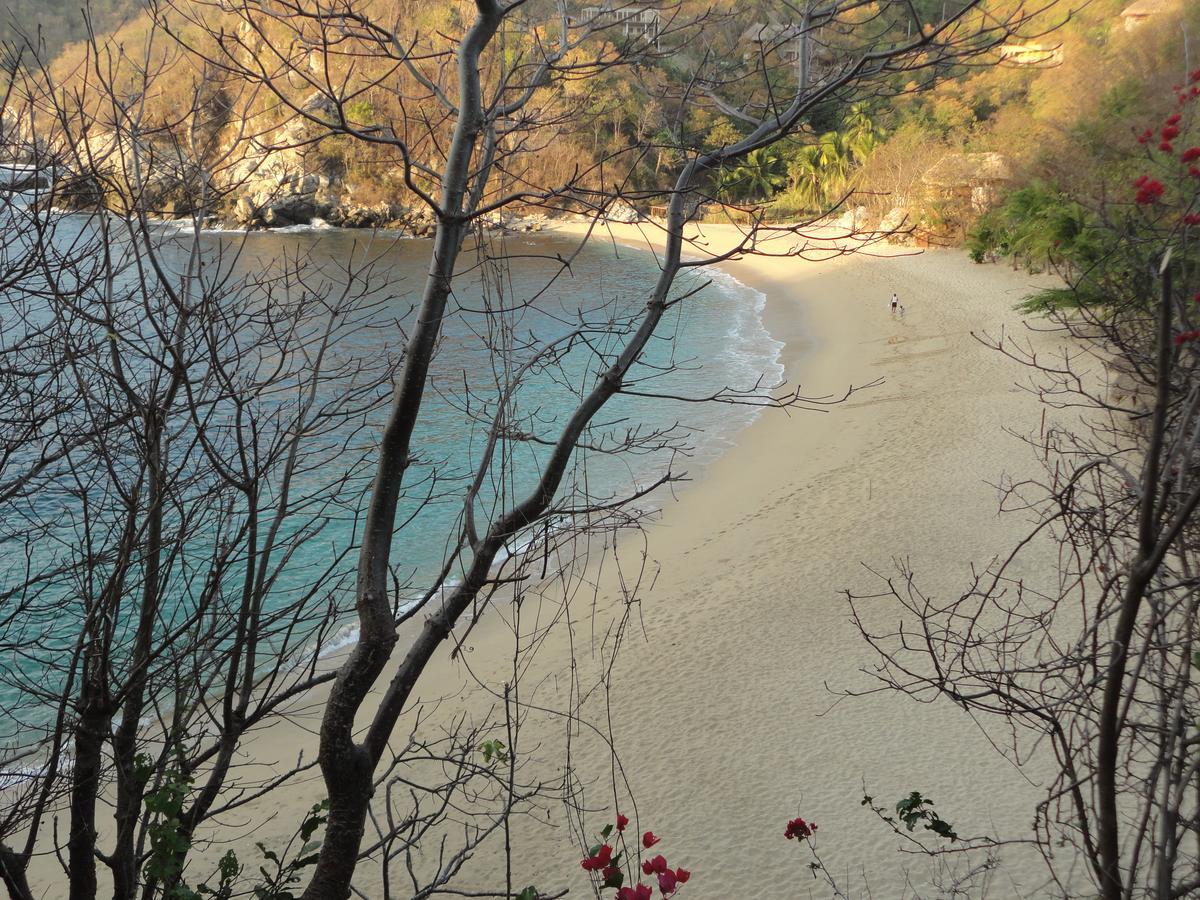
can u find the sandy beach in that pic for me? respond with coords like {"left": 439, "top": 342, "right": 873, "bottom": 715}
{"left": 25, "top": 223, "right": 1071, "bottom": 898}
{"left": 471, "top": 221, "right": 1070, "bottom": 898}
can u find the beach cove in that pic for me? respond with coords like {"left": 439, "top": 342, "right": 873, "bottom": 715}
{"left": 22, "top": 223, "right": 1072, "bottom": 898}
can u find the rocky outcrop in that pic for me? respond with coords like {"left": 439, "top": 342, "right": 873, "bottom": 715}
{"left": 602, "top": 199, "right": 640, "bottom": 223}
{"left": 225, "top": 92, "right": 346, "bottom": 227}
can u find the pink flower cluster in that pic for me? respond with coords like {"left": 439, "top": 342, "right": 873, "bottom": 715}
{"left": 1136, "top": 100, "right": 1200, "bottom": 183}
{"left": 579, "top": 818, "right": 690, "bottom": 899}
{"left": 1134, "top": 175, "right": 1165, "bottom": 204}
{"left": 1173, "top": 296, "right": 1200, "bottom": 345}
{"left": 638, "top": 853, "right": 690, "bottom": 897}
{"left": 1172, "top": 69, "right": 1200, "bottom": 105}
{"left": 1173, "top": 330, "right": 1200, "bottom": 346}
{"left": 784, "top": 816, "right": 818, "bottom": 840}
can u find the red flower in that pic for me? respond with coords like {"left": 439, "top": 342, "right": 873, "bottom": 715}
{"left": 617, "top": 813, "right": 630, "bottom": 832}
{"left": 1192, "top": 68, "right": 1200, "bottom": 83}
{"left": 1134, "top": 174, "right": 1149, "bottom": 187}
{"left": 642, "top": 831, "right": 660, "bottom": 849}
{"left": 1167, "top": 114, "right": 1182, "bottom": 126}
{"left": 1190, "top": 165, "right": 1200, "bottom": 178}
{"left": 658, "top": 870, "right": 678, "bottom": 896}
{"left": 581, "top": 844, "right": 614, "bottom": 871}
{"left": 1163, "top": 124, "right": 1181, "bottom": 140}
{"left": 1135, "top": 178, "right": 1165, "bottom": 203}
{"left": 1193, "top": 292, "right": 1200, "bottom": 303}
{"left": 675, "top": 868, "right": 691, "bottom": 884}
{"left": 617, "top": 885, "right": 654, "bottom": 900}
{"left": 1160, "top": 141, "right": 1175, "bottom": 153}
{"left": 785, "top": 817, "right": 818, "bottom": 840}
{"left": 1182, "top": 147, "right": 1200, "bottom": 163}
{"left": 1138, "top": 128, "right": 1153, "bottom": 144}
{"left": 1185, "top": 214, "right": 1200, "bottom": 225}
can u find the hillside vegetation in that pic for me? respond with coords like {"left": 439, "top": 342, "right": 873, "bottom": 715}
{"left": 1, "top": 0, "right": 142, "bottom": 70}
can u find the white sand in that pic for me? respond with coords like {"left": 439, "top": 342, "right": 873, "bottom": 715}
{"left": 478, "top": 222, "right": 1070, "bottom": 899}
{"left": 27, "top": 224, "right": 1073, "bottom": 898}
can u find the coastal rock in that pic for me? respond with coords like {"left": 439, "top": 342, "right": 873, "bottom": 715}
{"left": 603, "top": 199, "right": 640, "bottom": 223}
{"left": 879, "top": 206, "right": 911, "bottom": 241}
{"left": 830, "top": 204, "right": 869, "bottom": 232}
{"left": 225, "top": 92, "right": 348, "bottom": 227}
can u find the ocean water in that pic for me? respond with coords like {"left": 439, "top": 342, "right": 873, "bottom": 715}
{"left": 0, "top": 216, "right": 783, "bottom": 739}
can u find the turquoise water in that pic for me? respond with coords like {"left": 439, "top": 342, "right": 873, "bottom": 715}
{"left": 0, "top": 218, "right": 783, "bottom": 739}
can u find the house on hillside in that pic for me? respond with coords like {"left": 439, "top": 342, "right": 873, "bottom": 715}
{"left": 741, "top": 21, "right": 837, "bottom": 82}
{"left": 580, "top": 4, "right": 662, "bottom": 46}
{"left": 922, "top": 152, "right": 1012, "bottom": 215}
{"left": 1118, "top": 0, "right": 1178, "bottom": 32}
{"left": 997, "top": 42, "right": 1063, "bottom": 66}
{"left": 742, "top": 21, "right": 804, "bottom": 65}
{"left": 903, "top": 151, "right": 1013, "bottom": 244}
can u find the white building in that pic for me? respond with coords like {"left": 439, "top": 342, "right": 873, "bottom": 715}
{"left": 580, "top": 4, "right": 662, "bottom": 46}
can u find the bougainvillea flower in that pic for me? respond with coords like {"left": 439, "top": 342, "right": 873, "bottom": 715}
{"left": 675, "top": 868, "right": 691, "bottom": 884}
{"left": 784, "top": 817, "right": 818, "bottom": 840}
{"left": 617, "top": 813, "right": 630, "bottom": 832}
{"left": 1160, "top": 141, "right": 1175, "bottom": 153}
{"left": 1184, "top": 214, "right": 1200, "bottom": 225}
{"left": 581, "top": 843, "right": 614, "bottom": 871}
{"left": 642, "top": 831, "right": 660, "bottom": 849}
{"left": 1135, "top": 179, "right": 1165, "bottom": 203}
{"left": 1181, "top": 147, "right": 1200, "bottom": 163}
{"left": 1163, "top": 124, "right": 1181, "bottom": 140}
{"left": 658, "top": 870, "right": 678, "bottom": 895}
{"left": 616, "top": 884, "right": 654, "bottom": 900}
{"left": 1167, "top": 114, "right": 1182, "bottom": 125}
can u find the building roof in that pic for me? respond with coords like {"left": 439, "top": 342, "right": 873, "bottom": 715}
{"left": 741, "top": 21, "right": 802, "bottom": 44}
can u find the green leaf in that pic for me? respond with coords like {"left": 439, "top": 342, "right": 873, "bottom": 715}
{"left": 600, "top": 824, "right": 613, "bottom": 839}
{"left": 516, "top": 888, "right": 539, "bottom": 900}
{"left": 603, "top": 869, "right": 624, "bottom": 889}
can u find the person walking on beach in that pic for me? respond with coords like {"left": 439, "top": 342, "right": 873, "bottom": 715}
{"left": 890, "top": 292, "right": 899, "bottom": 315}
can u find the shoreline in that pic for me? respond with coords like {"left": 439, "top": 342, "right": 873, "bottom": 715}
{"left": 24, "top": 222, "right": 1073, "bottom": 896}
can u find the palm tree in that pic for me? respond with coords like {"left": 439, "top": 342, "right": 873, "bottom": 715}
{"left": 842, "top": 104, "right": 882, "bottom": 164}
{"left": 786, "top": 144, "right": 825, "bottom": 210}
{"left": 817, "top": 131, "right": 854, "bottom": 197}
{"left": 718, "top": 146, "right": 787, "bottom": 200}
